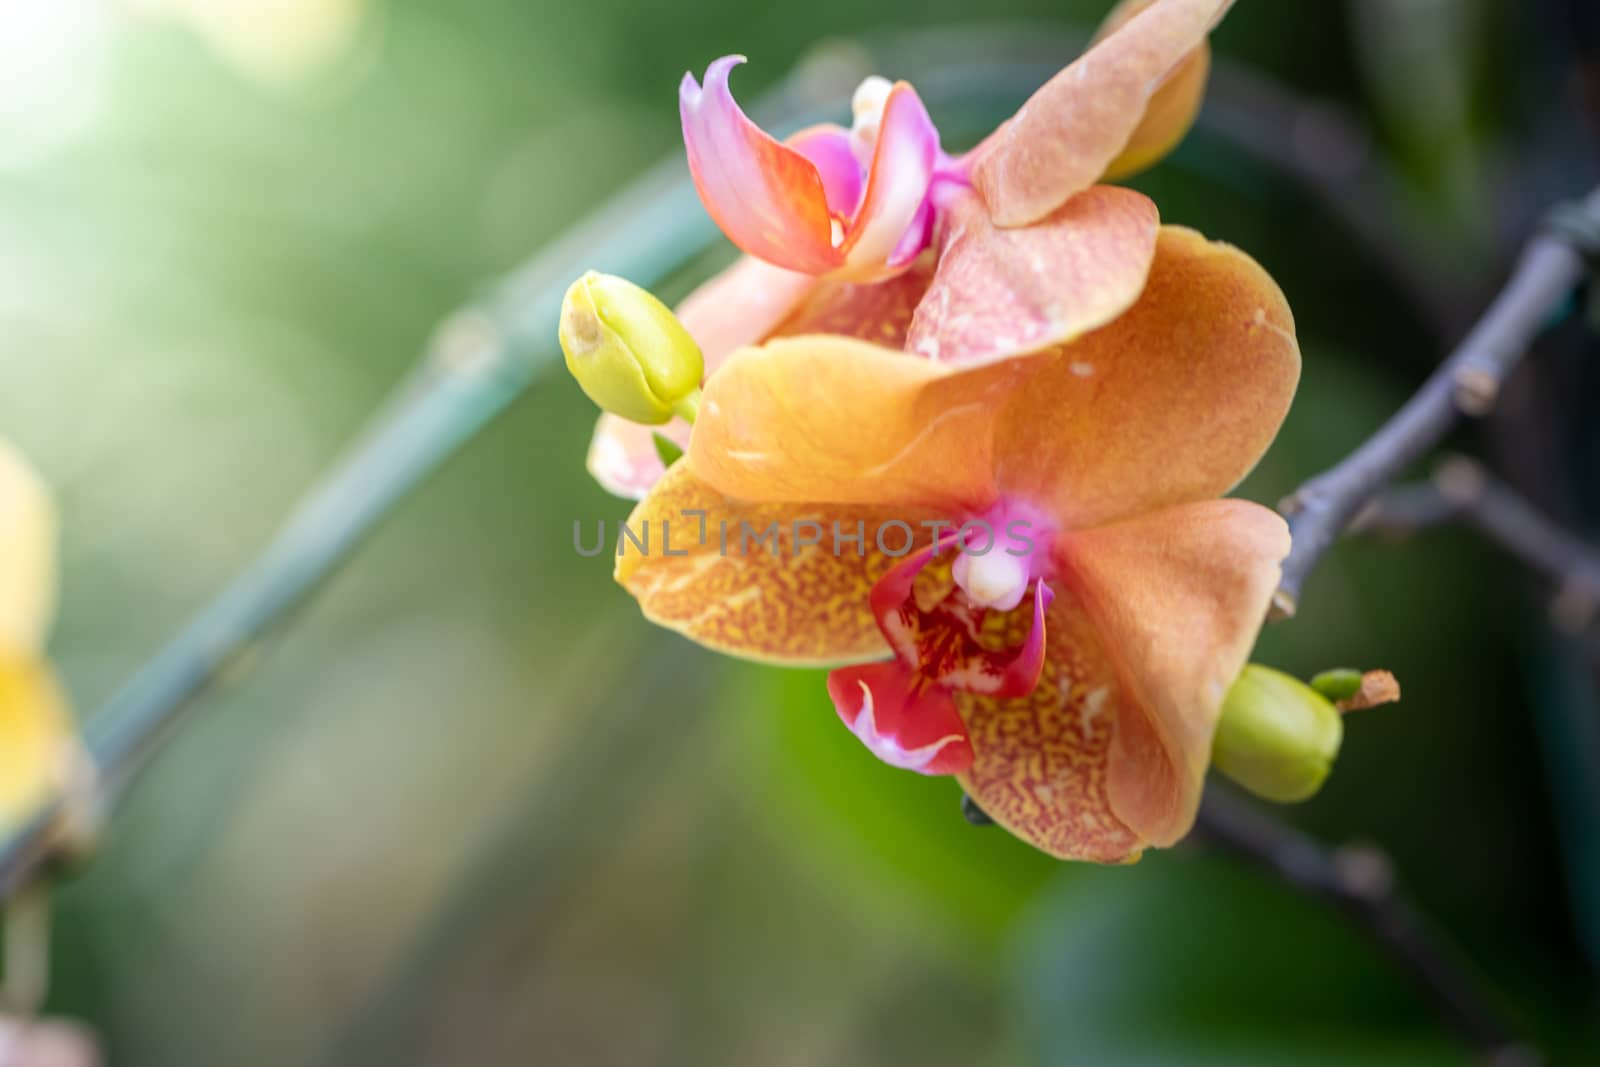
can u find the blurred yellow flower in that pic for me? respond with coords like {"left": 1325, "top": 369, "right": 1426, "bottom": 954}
{"left": 0, "top": 440, "right": 57, "bottom": 656}
{"left": 0, "top": 657, "right": 74, "bottom": 833}
{"left": 0, "top": 440, "right": 76, "bottom": 832}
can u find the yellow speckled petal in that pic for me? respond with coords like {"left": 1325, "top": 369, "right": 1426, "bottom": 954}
{"left": 0, "top": 653, "right": 75, "bottom": 833}
{"left": 616, "top": 463, "right": 945, "bottom": 665}
{"left": 956, "top": 591, "right": 1143, "bottom": 863}
{"left": 0, "top": 438, "right": 57, "bottom": 656}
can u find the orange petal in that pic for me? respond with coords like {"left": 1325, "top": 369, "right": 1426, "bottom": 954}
{"left": 615, "top": 462, "right": 944, "bottom": 665}
{"left": 1065, "top": 499, "right": 1289, "bottom": 848}
{"left": 586, "top": 256, "right": 816, "bottom": 500}
{"left": 992, "top": 226, "right": 1300, "bottom": 528}
{"left": 956, "top": 498, "right": 1286, "bottom": 861}
{"left": 0, "top": 438, "right": 57, "bottom": 656}
{"left": 0, "top": 653, "right": 75, "bottom": 831}
{"left": 690, "top": 335, "right": 1029, "bottom": 512}
{"left": 905, "top": 185, "right": 1159, "bottom": 366}
{"left": 1096, "top": 0, "right": 1214, "bottom": 181}
{"left": 969, "top": 0, "right": 1233, "bottom": 227}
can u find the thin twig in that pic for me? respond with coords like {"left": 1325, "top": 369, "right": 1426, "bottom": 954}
{"left": 1192, "top": 788, "right": 1534, "bottom": 1066}
{"left": 1274, "top": 187, "right": 1600, "bottom": 618}
{"left": 1356, "top": 457, "right": 1600, "bottom": 635}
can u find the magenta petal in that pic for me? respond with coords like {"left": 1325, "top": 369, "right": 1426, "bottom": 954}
{"left": 679, "top": 56, "right": 842, "bottom": 275}
{"left": 788, "top": 125, "right": 865, "bottom": 219}
{"left": 990, "top": 580, "right": 1054, "bottom": 699}
{"left": 840, "top": 83, "right": 940, "bottom": 279}
{"left": 887, "top": 194, "right": 936, "bottom": 268}
{"left": 827, "top": 660, "right": 974, "bottom": 776}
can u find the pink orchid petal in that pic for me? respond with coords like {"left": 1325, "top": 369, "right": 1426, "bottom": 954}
{"left": 839, "top": 83, "right": 940, "bottom": 280}
{"left": 587, "top": 414, "right": 687, "bottom": 500}
{"left": 827, "top": 659, "right": 974, "bottom": 776}
{"left": 905, "top": 185, "right": 1159, "bottom": 366}
{"left": 886, "top": 194, "right": 936, "bottom": 269}
{"left": 787, "top": 124, "right": 865, "bottom": 218}
{"left": 675, "top": 255, "right": 819, "bottom": 371}
{"left": 990, "top": 580, "right": 1053, "bottom": 699}
{"left": 680, "top": 55, "right": 842, "bottom": 274}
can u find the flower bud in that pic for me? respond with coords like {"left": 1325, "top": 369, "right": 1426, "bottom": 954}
{"left": 1309, "top": 667, "right": 1362, "bottom": 703}
{"left": 559, "top": 271, "right": 704, "bottom": 425}
{"left": 1212, "top": 664, "right": 1343, "bottom": 804}
{"left": 0, "top": 439, "right": 57, "bottom": 656}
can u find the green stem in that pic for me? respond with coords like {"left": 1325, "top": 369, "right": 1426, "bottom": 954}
{"left": 671, "top": 387, "right": 701, "bottom": 425}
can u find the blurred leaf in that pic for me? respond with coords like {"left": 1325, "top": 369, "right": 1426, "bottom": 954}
{"left": 718, "top": 662, "right": 1059, "bottom": 962}
{"left": 1010, "top": 851, "right": 1467, "bottom": 1066}
{"left": 1348, "top": 0, "right": 1494, "bottom": 256}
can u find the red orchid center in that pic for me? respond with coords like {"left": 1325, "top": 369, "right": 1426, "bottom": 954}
{"left": 680, "top": 56, "right": 971, "bottom": 283}
{"left": 826, "top": 504, "right": 1056, "bottom": 776}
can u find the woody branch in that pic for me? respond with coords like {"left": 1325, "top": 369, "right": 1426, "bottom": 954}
{"left": 1273, "top": 187, "right": 1600, "bottom": 617}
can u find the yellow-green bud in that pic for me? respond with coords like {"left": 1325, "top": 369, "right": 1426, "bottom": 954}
{"left": 559, "top": 271, "right": 704, "bottom": 425}
{"left": 1309, "top": 667, "right": 1363, "bottom": 703}
{"left": 1212, "top": 664, "right": 1343, "bottom": 804}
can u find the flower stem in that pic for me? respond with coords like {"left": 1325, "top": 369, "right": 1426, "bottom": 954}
{"left": 671, "top": 387, "right": 701, "bottom": 425}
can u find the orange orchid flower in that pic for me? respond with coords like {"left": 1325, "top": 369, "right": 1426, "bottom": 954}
{"left": 616, "top": 228, "right": 1300, "bottom": 861}
{"left": 589, "top": 0, "right": 1231, "bottom": 500}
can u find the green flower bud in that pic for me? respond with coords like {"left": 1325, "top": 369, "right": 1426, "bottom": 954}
{"left": 559, "top": 271, "right": 704, "bottom": 425}
{"left": 1212, "top": 664, "right": 1343, "bottom": 804}
{"left": 1309, "top": 667, "right": 1363, "bottom": 703}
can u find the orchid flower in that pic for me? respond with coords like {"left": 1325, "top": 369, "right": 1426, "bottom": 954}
{"left": 589, "top": 0, "right": 1231, "bottom": 499}
{"left": 0, "top": 439, "right": 76, "bottom": 832}
{"left": 616, "top": 229, "right": 1300, "bottom": 861}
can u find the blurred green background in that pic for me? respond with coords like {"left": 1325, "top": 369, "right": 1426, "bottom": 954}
{"left": 1, "top": 0, "right": 1597, "bottom": 1063}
